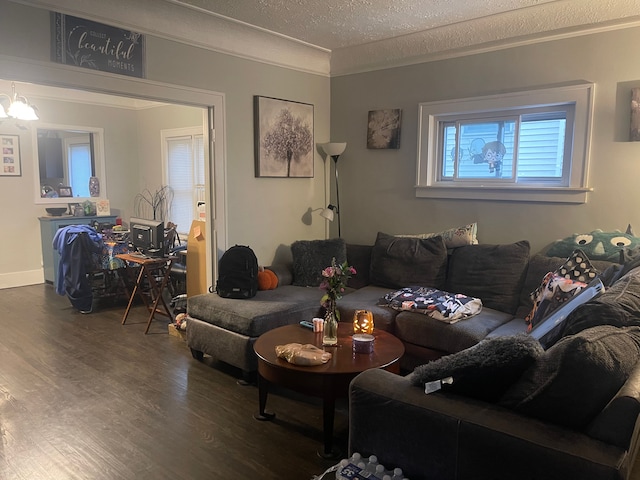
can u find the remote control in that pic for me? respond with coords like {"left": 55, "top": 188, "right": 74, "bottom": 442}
{"left": 299, "top": 321, "right": 314, "bottom": 330}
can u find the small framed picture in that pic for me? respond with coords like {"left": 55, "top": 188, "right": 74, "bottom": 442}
{"left": 367, "top": 109, "right": 402, "bottom": 149}
{"left": 96, "top": 199, "right": 111, "bottom": 216}
{"left": 0, "top": 134, "right": 21, "bottom": 176}
{"left": 68, "top": 202, "right": 83, "bottom": 216}
{"left": 59, "top": 185, "right": 73, "bottom": 197}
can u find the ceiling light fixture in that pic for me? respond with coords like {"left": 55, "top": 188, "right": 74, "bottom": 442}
{"left": 0, "top": 82, "right": 39, "bottom": 121}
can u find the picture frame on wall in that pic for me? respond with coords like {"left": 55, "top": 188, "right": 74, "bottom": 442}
{"left": 1, "top": 134, "right": 22, "bottom": 176}
{"left": 367, "top": 109, "right": 402, "bottom": 149}
{"left": 254, "top": 96, "right": 314, "bottom": 178}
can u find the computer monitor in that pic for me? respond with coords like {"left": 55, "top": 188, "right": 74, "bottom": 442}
{"left": 130, "top": 217, "right": 165, "bottom": 257}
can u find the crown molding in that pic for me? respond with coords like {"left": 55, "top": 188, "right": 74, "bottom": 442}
{"left": 330, "top": 1, "right": 640, "bottom": 76}
{"left": 11, "top": 0, "right": 640, "bottom": 78}
{"left": 13, "top": 0, "right": 331, "bottom": 76}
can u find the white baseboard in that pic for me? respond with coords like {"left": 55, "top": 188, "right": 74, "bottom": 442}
{"left": 0, "top": 270, "right": 45, "bottom": 289}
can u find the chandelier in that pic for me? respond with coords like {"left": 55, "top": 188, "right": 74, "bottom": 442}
{"left": 0, "top": 82, "right": 39, "bottom": 121}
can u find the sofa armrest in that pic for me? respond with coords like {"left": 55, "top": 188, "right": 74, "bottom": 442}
{"left": 350, "top": 369, "right": 630, "bottom": 480}
{"left": 266, "top": 264, "right": 293, "bottom": 286}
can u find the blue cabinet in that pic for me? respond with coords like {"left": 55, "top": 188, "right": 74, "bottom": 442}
{"left": 39, "top": 215, "right": 118, "bottom": 288}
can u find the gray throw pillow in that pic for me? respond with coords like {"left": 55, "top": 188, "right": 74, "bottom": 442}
{"left": 500, "top": 325, "right": 640, "bottom": 429}
{"left": 291, "top": 238, "right": 347, "bottom": 287}
{"left": 411, "top": 335, "right": 543, "bottom": 402}
{"left": 446, "top": 240, "right": 530, "bottom": 315}
{"left": 369, "top": 232, "right": 448, "bottom": 289}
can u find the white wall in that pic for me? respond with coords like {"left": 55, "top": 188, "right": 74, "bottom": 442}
{"left": 331, "top": 27, "right": 640, "bottom": 254}
{"left": 0, "top": 0, "right": 331, "bottom": 288}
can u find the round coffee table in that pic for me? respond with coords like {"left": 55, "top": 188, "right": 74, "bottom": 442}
{"left": 253, "top": 322, "right": 404, "bottom": 457}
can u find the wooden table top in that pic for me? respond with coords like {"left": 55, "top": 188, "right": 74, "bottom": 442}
{"left": 254, "top": 322, "right": 404, "bottom": 376}
{"left": 115, "top": 253, "right": 175, "bottom": 265}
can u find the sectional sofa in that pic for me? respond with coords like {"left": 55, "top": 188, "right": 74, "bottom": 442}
{"left": 186, "top": 232, "right": 640, "bottom": 479}
{"left": 186, "top": 232, "right": 612, "bottom": 373}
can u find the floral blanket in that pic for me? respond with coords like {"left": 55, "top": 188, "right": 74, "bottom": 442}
{"left": 380, "top": 286, "right": 482, "bottom": 324}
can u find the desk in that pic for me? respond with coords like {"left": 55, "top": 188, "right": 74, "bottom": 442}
{"left": 116, "top": 254, "right": 175, "bottom": 334}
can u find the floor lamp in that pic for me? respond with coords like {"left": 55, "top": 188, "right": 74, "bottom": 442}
{"left": 319, "top": 142, "right": 347, "bottom": 237}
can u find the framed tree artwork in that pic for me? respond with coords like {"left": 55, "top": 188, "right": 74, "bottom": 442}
{"left": 254, "top": 96, "right": 314, "bottom": 177}
{"left": 1, "top": 134, "right": 21, "bottom": 176}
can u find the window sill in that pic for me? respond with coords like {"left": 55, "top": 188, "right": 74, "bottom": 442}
{"left": 415, "top": 184, "right": 592, "bottom": 204}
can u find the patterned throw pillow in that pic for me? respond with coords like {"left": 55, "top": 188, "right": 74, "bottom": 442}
{"left": 525, "top": 249, "right": 600, "bottom": 330}
{"left": 525, "top": 273, "right": 588, "bottom": 332}
{"left": 396, "top": 222, "right": 478, "bottom": 249}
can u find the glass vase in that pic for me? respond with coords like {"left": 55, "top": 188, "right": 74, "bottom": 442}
{"left": 322, "top": 301, "right": 338, "bottom": 346}
{"left": 89, "top": 176, "right": 100, "bottom": 197}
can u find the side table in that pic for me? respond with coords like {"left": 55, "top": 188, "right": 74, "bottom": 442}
{"left": 253, "top": 322, "right": 404, "bottom": 458}
{"left": 116, "top": 253, "right": 175, "bottom": 334}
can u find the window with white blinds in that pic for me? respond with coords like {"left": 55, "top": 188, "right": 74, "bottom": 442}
{"left": 162, "top": 128, "right": 204, "bottom": 235}
{"left": 417, "top": 83, "right": 594, "bottom": 203}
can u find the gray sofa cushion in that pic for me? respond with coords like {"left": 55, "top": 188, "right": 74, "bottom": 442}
{"left": 394, "top": 307, "right": 515, "bottom": 355}
{"left": 500, "top": 325, "right": 640, "bottom": 429}
{"left": 291, "top": 238, "right": 347, "bottom": 287}
{"left": 369, "top": 232, "right": 448, "bottom": 289}
{"left": 411, "top": 335, "right": 543, "bottom": 402}
{"left": 346, "top": 244, "right": 372, "bottom": 289}
{"left": 446, "top": 240, "right": 530, "bottom": 315}
{"left": 187, "top": 285, "right": 323, "bottom": 337}
{"left": 335, "top": 285, "right": 401, "bottom": 332}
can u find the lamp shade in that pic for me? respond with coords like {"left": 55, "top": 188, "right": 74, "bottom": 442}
{"left": 0, "top": 103, "right": 7, "bottom": 119}
{"left": 320, "top": 142, "right": 347, "bottom": 157}
{"left": 320, "top": 207, "right": 335, "bottom": 221}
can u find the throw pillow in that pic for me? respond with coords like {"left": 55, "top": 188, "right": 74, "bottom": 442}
{"left": 546, "top": 228, "right": 640, "bottom": 262}
{"left": 291, "top": 238, "right": 347, "bottom": 287}
{"left": 525, "top": 249, "right": 599, "bottom": 331}
{"left": 369, "top": 232, "right": 448, "bottom": 289}
{"left": 411, "top": 335, "right": 544, "bottom": 402}
{"left": 396, "top": 222, "right": 478, "bottom": 249}
{"left": 445, "top": 240, "right": 530, "bottom": 315}
{"left": 500, "top": 325, "right": 640, "bottom": 429}
{"left": 525, "top": 273, "right": 588, "bottom": 332}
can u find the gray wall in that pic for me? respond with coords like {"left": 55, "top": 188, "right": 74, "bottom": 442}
{"left": 0, "top": 0, "right": 330, "bottom": 288}
{"left": 331, "top": 27, "right": 640, "bottom": 254}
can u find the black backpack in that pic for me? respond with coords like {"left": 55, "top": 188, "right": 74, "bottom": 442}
{"left": 216, "top": 245, "right": 259, "bottom": 299}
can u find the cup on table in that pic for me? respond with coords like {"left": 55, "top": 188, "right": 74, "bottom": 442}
{"left": 312, "top": 317, "right": 324, "bottom": 333}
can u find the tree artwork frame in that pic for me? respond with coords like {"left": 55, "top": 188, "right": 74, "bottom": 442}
{"left": 254, "top": 96, "right": 314, "bottom": 178}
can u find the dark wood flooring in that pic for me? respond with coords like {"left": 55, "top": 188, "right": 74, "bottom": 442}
{"left": 0, "top": 284, "right": 346, "bottom": 479}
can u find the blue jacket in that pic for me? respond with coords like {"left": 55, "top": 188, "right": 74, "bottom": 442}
{"left": 52, "top": 225, "right": 103, "bottom": 309}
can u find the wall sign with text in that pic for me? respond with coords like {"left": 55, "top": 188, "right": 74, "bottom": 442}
{"left": 51, "top": 13, "right": 145, "bottom": 78}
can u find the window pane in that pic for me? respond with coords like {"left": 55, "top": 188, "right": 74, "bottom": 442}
{"left": 441, "top": 123, "right": 456, "bottom": 178}
{"left": 456, "top": 121, "right": 515, "bottom": 179}
{"left": 68, "top": 143, "right": 91, "bottom": 197}
{"left": 517, "top": 118, "right": 566, "bottom": 179}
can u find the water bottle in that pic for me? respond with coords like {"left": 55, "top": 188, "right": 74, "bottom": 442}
{"left": 335, "top": 459, "right": 349, "bottom": 479}
{"left": 391, "top": 467, "right": 404, "bottom": 480}
{"left": 365, "top": 455, "right": 378, "bottom": 473}
{"left": 375, "top": 464, "right": 386, "bottom": 477}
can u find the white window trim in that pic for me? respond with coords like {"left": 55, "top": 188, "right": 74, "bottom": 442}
{"left": 416, "top": 83, "right": 594, "bottom": 204}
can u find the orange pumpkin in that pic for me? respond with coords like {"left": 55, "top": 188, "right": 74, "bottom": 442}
{"left": 257, "top": 268, "right": 278, "bottom": 290}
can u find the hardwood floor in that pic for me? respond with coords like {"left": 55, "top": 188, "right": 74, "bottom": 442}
{"left": 0, "top": 284, "right": 345, "bottom": 479}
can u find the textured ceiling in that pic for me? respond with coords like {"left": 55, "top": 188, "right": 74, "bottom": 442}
{"left": 171, "top": 0, "right": 563, "bottom": 49}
